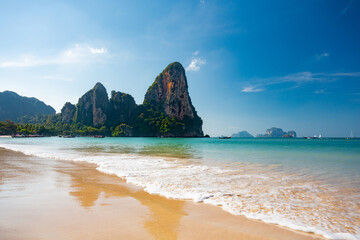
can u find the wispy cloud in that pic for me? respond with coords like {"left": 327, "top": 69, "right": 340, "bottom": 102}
{"left": 265, "top": 71, "right": 360, "bottom": 85}
{"left": 241, "top": 71, "right": 360, "bottom": 92}
{"left": 327, "top": 72, "right": 360, "bottom": 77}
{"left": 315, "top": 52, "right": 330, "bottom": 60}
{"left": 64, "top": 44, "right": 107, "bottom": 58}
{"left": 314, "top": 89, "right": 329, "bottom": 94}
{"left": 39, "top": 76, "right": 73, "bottom": 82}
{"left": 186, "top": 51, "right": 206, "bottom": 72}
{"left": 0, "top": 43, "right": 108, "bottom": 68}
{"left": 242, "top": 86, "right": 264, "bottom": 93}
{"left": 342, "top": 0, "right": 355, "bottom": 14}
{"left": 277, "top": 72, "right": 318, "bottom": 84}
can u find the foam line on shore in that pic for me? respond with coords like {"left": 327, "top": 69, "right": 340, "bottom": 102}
{"left": 0, "top": 143, "right": 359, "bottom": 240}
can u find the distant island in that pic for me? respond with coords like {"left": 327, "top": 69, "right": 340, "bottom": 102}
{"left": 0, "top": 62, "right": 204, "bottom": 137}
{"left": 231, "top": 131, "right": 254, "bottom": 138}
{"left": 229, "top": 128, "right": 296, "bottom": 138}
{"left": 257, "top": 127, "right": 296, "bottom": 138}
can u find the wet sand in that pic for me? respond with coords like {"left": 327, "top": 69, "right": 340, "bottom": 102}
{"left": 0, "top": 148, "right": 324, "bottom": 240}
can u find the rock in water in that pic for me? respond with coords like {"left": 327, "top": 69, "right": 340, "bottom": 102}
{"left": 286, "top": 130, "right": 297, "bottom": 138}
{"left": 60, "top": 102, "right": 76, "bottom": 123}
{"left": 109, "top": 91, "right": 137, "bottom": 126}
{"left": 74, "top": 82, "right": 109, "bottom": 127}
{"left": 144, "top": 62, "right": 203, "bottom": 136}
{"left": 257, "top": 127, "right": 297, "bottom": 138}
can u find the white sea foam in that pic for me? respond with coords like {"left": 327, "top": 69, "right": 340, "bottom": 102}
{"left": 1, "top": 142, "right": 359, "bottom": 240}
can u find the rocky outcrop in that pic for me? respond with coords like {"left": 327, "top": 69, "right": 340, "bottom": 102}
{"left": 144, "top": 62, "right": 196, "bottom": 119}
{"left": 286, "top": 130, "right": 297, "bottom": 138}
{"left": 0, "top": 91, "right": 55, "bottom": 122}
{"left": 231, "top": 131, "right": 254, "bottom": 138}
{"left": 257, "top": 127, "right": 297, "bottom": 138}
{"left": 56, "top": 62, "right": 203, "bottom": 137}
{"left": 144, "top": 62, "right": 203, "bottom": 137}
{"left": 74, "top": 82, "right": 109, "bottom": 127}
{"left": 60, "top": 102, "right": 76, "bottom": 123}
{"left": 109, "top": 91, "right": 137, "bottom": 126}
{"left": 112, "top": 123, "right": 134, "bottom": 137}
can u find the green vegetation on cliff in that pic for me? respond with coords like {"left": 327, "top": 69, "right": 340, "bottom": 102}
{"left": 0, "top": 62, "right": 204, "bottom": 137}
{"left": 0, "top": 91, "right": 55, "bottom": 122}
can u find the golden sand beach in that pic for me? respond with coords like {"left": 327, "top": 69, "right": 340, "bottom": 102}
{"left": 0, "top": 148, "right": 324, "bottom": 240}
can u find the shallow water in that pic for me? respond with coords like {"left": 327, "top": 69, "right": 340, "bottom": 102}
{"left": 1, "top": 137, "right": 359, "bottom": 240}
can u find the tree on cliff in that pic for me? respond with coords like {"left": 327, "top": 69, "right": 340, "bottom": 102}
{"left": 59, "top": 62, "right": 204, "bottom": 137}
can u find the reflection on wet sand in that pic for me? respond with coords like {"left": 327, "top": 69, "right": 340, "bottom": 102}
{"left": 61, "top": 161, "right": 186, "bottom": 240}
{"left": 0, "top": 148, "right": 45, "bottom": 187}
{"left": 0, "top": 148, "right": 325, "bottom": 240}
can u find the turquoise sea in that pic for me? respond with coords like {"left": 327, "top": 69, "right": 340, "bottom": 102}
{"left": 1, "top": 137, "right": 359, "bottom": 239}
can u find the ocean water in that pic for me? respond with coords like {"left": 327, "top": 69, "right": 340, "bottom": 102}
{"left": 0, "top": 137, "right": 359, "bottom": 240}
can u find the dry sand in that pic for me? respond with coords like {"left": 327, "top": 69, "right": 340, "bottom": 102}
{"left": 0, "top": 148, "right": 325, "bottom": 240}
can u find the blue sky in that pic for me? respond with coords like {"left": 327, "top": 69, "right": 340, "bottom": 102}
{"left": 0, "top": 0, "right": 359, "bottom": 137}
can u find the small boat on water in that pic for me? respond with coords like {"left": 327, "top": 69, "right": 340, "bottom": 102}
{"left": 28, "top": 134, "right": 45, "bottom": 138}
{"left": 11, "top": 134, "right": 26, "bottom": 138}
{"left": 303, "top": 136, "right": 313, "bottom": 139}
{"left": 63, "top": 135, "right": 75, "bottom": 138}
{"left": 93, "top": 135, "right": 105, "bottom": 138}
{"left": 219, "top": 136, "right": 231, "bottom": 139}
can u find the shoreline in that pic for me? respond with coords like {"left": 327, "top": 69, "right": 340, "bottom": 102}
{"left": 0, "top": 147, "right": 325, "bottom": 240}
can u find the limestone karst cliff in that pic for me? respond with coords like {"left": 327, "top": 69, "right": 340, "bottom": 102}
{"left": 73, "top": 82, "right": 109, "bottom": 127}
{"left": 143, "top": 62, "right": 203, "bottom": 136}
{"left": 60, "top": 102, "right": 76, "bottom": 124}
{"left": 60, "top": 62, "right": 204, "bottom": 137}
{"left": 108, "top": 91, "right": 137, "bottom": 126}
{"left": 257, "top": 127, "right": 297, "bottom": 138}
{"left": 144, "top": 62, "right": 195, "bottom": 120}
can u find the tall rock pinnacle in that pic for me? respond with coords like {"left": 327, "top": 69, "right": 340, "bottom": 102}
{"left": 144, "top": 62, "right": 203, "bottom": 136}
{"left": 144, "top": 62, "right": 195, "bottom": 120}
{"left": 74, "top": 82, "right": 109, "bottom": 127}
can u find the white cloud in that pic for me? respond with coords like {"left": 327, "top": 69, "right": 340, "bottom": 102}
{"left": 89, "top": 47, "right": 107, "bottom": 54}
{"left": 64, "top": 44, "right": 107, "bottom": 58}
{"left": 0, "top": 43, "right": 108, "bottom": 68}
{"left": 186, "top": 58, "right": 206, "bottom": 71}
{"left": 241, "top": 86, "right": 264, "bottom": 93}
{"left": 316, "top": 52, "right": 330, "bottom": 60}
{"left": 186, "top": 51, "right": 206, "bottom": 72}
{"left": 0, "top": 55, "right": 43, "bottom": 67}
{"left": 314, "top": 89, "right": 326, "bottom": 94}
